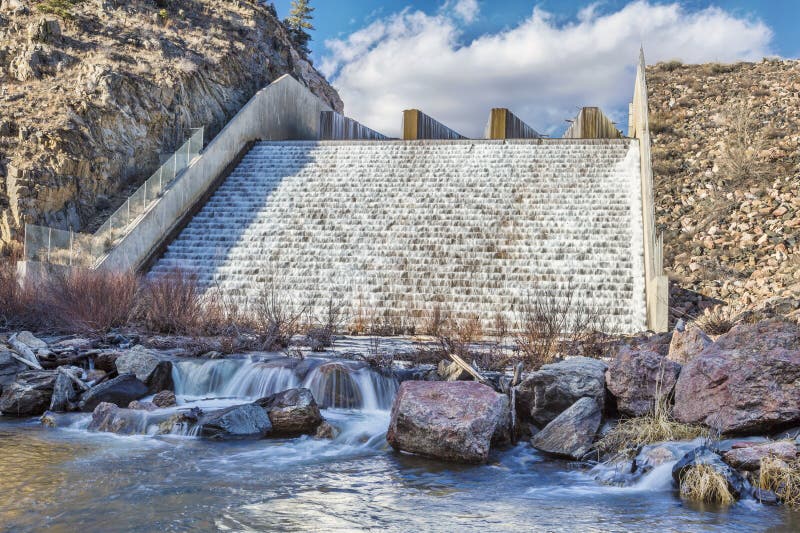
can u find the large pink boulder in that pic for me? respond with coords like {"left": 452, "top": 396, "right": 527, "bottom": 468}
{"left": 667, "top": 321, "right": 712, "bottom": 364}
{"left": 387, "top": 381, "right": 509, "bottom": 463}
{"left": 605, "top": 347, "right": 680, "bottom": 417}
{"left": 673, "top": 319, "right": 800, "bottom": 435}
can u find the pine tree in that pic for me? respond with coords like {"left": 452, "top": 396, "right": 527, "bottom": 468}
{"left": 284, "top": 0, "right": 315, "bottom": 56}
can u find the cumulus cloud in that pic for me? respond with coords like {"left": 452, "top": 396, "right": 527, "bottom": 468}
{"left": 320, "top": 1, "right": 773, "bottom": 138}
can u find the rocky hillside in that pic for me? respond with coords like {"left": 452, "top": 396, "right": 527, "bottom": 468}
{"left": 0, "top": 0, "right": 342, "bottom": 254}
{"left": 647, "top": 59, "right": 799, "bottom": 321}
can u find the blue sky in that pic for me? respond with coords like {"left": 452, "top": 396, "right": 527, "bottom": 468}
{"left": 272, "top": 1, "right": 796, "bottom": 136}
{"left": 275, "top": 1, "right": 799, "bottom": 60}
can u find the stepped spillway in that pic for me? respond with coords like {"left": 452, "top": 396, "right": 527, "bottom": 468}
{"left": 151, "top": 139, "right": 646, "bottom": 332}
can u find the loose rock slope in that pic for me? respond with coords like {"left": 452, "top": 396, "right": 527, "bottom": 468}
{"left": 647, "top": 59, "right": 799, "bottom": 321}
{"left": 0, "top": 0, "right": 341, "bottom": 253}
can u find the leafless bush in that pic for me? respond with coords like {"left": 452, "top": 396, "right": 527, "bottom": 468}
{"left": 45, "top": 268, "right": 139, "bottom": 334}
{"left": 695, "top": 305, "right": 735, "bottom": 336}
{"left": 306, "top": 296, "right": 346, "bottom": 351}
{"left": 356, "top": 332, "right": 394, "bottom": 373}
{"left": 252, "top": 283, "right": 306, "bottom": 350}
{"left": 422, "top": 303, "right": 448, "bottom": 336}
{"left": 514, "top": 282, "right": 608, "bottom": 370}
{"left": 138, "top": 269, "right": 204, "bottom": 334}
{"left": 718, "top": 101, "right": 765, "bottom": 185}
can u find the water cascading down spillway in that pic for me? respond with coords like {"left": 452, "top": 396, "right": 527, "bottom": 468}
{"left": 151, "top": 139, "right": 647, "bottom": 333}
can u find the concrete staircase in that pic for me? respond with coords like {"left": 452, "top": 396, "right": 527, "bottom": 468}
{"left": 150, "top": 139, "right": 646, "bottom": 332}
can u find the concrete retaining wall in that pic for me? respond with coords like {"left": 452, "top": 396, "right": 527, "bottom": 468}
{"left": 563, "top": 107, "right": 622, "bottom": 139}
{"left": 629, "top": 50, "right": 669, "bottom": 332}
{"left": 485, "top": 108, "right": 541, "bottom": 139}
{"left": 97, "top": 75, "right": 333, "bottom": 272}
{"left": 402, "top": 110, "right": 465, "bottom": 140}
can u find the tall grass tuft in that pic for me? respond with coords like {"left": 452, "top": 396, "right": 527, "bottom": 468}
{"left": 594, "top": 397, "right": 708, "bottom": 458}
{"left": 679, "top": 464, "right": 735, "bottom": 505}
{"left": 759, "top": 456, "right": 800, "bottom": 508}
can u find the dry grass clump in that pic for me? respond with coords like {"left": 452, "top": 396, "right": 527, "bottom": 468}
{"left": 46, "top": 268, "right": 139, "bottom": 333}
{"left": 759, "top": 456, "right": 800, "bottom": 508}
{"left": 252, "top": 284, "right": 306, "bottom": 349}
{"left": 695, "top": 305, "right": 735, "bottom": 336}
{"left": 594, "top": 399, "right": 708, "bottom": 458}
{"left": 679, "top": 464, "right": 735, "bottom": 505}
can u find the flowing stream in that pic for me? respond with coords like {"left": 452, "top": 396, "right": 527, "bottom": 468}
{"left": 0, "top": 355, "right": 797, "bottom": 532}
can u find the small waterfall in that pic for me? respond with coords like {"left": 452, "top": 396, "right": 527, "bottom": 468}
{"left": 172, "top": 358, "right": 299, "bottom": 399}
{"left": 301, "top": 361, "right": 397, "bottom": 410}
{"left": 172, "top": 357, "right": 398, "bottom": 410}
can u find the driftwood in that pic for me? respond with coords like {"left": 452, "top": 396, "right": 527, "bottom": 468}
{"left": 7, "top": 350, "right": 44, "bottom": 370}
{"left": 448, "top": 353, "right": 488, "bottom": 384}
{"left": 41, "top": 352, "right": 90, "bottom": 370}
{"left": 8, "top": 334, "right": 43, "bottom": 370}
{"left": 58, "top": 366, "right": 90, "bottom": 392}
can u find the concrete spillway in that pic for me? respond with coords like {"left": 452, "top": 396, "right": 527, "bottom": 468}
{"left": 150, "top": 139, "right": 646, "bottom": 333}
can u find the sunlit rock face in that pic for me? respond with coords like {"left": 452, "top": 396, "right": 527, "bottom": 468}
{"left": 152, "top": 139, "right": 647, "bottom": 333}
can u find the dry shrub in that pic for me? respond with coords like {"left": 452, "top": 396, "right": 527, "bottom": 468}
{"left": 514, "top": 282, "right": 608, "bottom": 370}
{"left": 759, "top": 456, "right": 800, "bottom": 508}
{"left": 594, "top": 398, "right": 708, "bottom": 458}
{"left": 46, "top": 268, "right": 139, "bottom": 333}
{"left": 659, "top": 59, "right": 683, "bottom": 72}
{"left": 422, "top": 303, "right": 448, "bottom": 336}
{"left": 306, "top": 297, "right": 346, "bottom": 351}
{"left": 200, "top": 285, "right": 252, "bottom": 337}
{"left": 679, "top": 464, "right": 735, "bottom": 505}
{"left": 695, "top": 305, "right": 735, "bottom": 336}
{"left": 253, "top": 284, "right": 305, "bottom": 349}
{"left": 138, "top": 269, "right": 204, "bottom": 334}
{"left": 649, "top": 112, "right": 675, "bottom": 135}
{"left": 718, "top": 101, "right": 765, "bottom": 185}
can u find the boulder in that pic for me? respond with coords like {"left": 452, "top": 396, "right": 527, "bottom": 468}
{"left": 0, "top": 350, "right": 28, "bottom": 389}
{"left": 672, "top": 446, "right": 748, "bottom": 499}
{"left": 315, "top": 421, "right": 339, "bottom": 439}
{"left": 530, "top": 397, "right": 601, "bottom": 460}
{"left": 308, "top": 362, "right": 364, "bottom": 408}
{"left": 152, "top": 390, "right": 176, "bottom": 408}
{"left": 605, "top": 347, "right": 681, "bottom": 417}
{"left": 386, "top": 381, "right": 509, "bottom": 464}
{"left": 128, "top": 400, "right": 157, "bottom": 411}
{"left": 673, "top": 319, "right": 800, "bottom": 434}
{"left": 49, "top": 368, "right": 80, "bottom": 412}
{"left": 79, "top": 373, "right": 148, "bottom": 412}
{"left": 93, "top": 351, "right": 119, "bottom": 372}
{"left": 0, "top": 370, "right": 56, "bottom": 416}
{"left": 722, "top": 441, "right": 797, "bottom": 471}
{"left": 14, "top": 331, "right": 48, "bottom": 351}
{"left": 254, "top": 388, "right": 323, "bottom": 436}
{"left": 516, "top": 357, "right": 606, "bottom": 426}
{"left": 634, "top": 443, "right": 683, "bottom": 474}
{"left": 115, "top": 346, "right": 173, "bottom": 393}
{"left": 197, "top": 404, "right": 273, "bottom": 440}
{"left": 667, "top": 321, "right": 712, "bottom": 364}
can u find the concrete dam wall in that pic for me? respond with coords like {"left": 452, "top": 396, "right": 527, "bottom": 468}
{"left": 151, "top": 139, "right": 647, "bottom": 333}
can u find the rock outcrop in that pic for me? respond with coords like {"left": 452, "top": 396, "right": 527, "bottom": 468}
{"left": 0, "top": 0, "right": 341, "bottom": 252}
{"left": 530, "top": 397, "right": 601, "bottom": 460}
{"left": 516, "top": 357, "right": 606, "bottom": 426}
{"left": 673, "top": 320, "right": 800, "bottom": 434}
{"left": 605, "top": 347, "right": 681, "bottom": 417}
{"left": 386, "top": 381, "right": 510, "bottom": 464}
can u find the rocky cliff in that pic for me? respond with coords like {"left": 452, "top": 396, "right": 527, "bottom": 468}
{"left": 647, "top": 59, "right": 799, "bottom": 320}
{"left": 0, "top": 0, "right": 342, "bottom": 254}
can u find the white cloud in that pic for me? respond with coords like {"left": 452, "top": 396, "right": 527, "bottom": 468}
{"left": 450, "top": 0, "right": 480, "bottom": 24}
{"left": 321, "top": 1, "right": 773, "bottom": 138}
